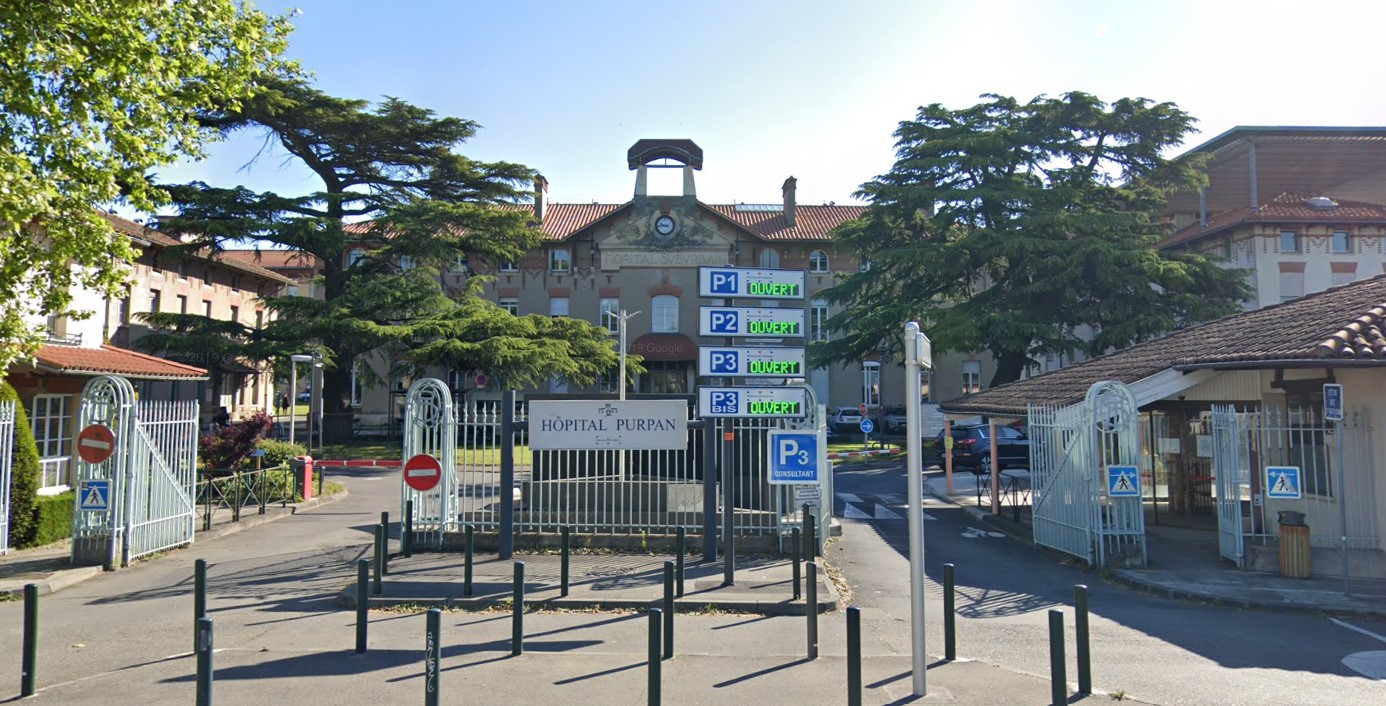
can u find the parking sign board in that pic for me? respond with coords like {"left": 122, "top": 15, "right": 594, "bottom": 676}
{"left": 699, "top": 267, "right": 805, "bottom": 299}
{"left": 699, "top": 306, "right": 806, "bottom": 338}
{"left": 698, "top": 347, "right": 806, "bottom": 377}
{"left": 699, "top": 387, "right": 807, "bottom": 418}
{"left": 768, "top": 431, "right": 820, "bottom": 484}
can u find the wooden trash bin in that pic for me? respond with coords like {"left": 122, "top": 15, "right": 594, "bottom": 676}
{"left": 1278, "top": 511, "right": 1312, "bottom": 578}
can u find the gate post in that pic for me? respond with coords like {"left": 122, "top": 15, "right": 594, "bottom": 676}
{"left": 499, "top": 389, "right": 515, "bottom": 560}
{"left": 72, "top": 375, "right": 138, "bottom": 570}
{"left": 701, "top": 418, "right": 717, "bottom": 562}
{"left": 401, "top": 379, "right": 457, "bottom": 551}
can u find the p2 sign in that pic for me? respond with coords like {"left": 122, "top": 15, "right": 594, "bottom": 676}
{"left": 768, "top": 431, "right": 820, "bottom": 484}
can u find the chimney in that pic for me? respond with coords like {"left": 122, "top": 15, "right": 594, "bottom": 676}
{"left": 534, "top": 174, "right": 549, "bottom": 223}
{"left": 782, "top": 176, "right": 797, "bottom": 227}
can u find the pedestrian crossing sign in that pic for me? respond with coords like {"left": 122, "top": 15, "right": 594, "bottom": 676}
{"left": 79, "top": 479, "right": 111, "bottom": 512}
{"left": 1106, "top": 465, "right": 1140, "bottom": 497}
{"left": 1265, "top": 466, "right": 1302, "bottom": 499}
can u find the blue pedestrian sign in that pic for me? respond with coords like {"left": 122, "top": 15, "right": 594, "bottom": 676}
{"left": 79, "top": 479, "right": 111, "bottom": 512}
{"left": 768, "top": 431, "right": 820, "bottom": 484}
{"left": 859, "top": 419, "right": 874, "bottom": 434}
{"left": 1323, "top": 383, "right": 1343, "bottom": 421}
{"left": 1266, "top": 466, "right": 1302, "bottom": 499}
{"left": 1106, "top": 465, "right": 1141, "bottom": 497}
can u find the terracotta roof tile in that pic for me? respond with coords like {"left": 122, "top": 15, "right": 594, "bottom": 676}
{"left": 941, "top": 275, "right": 1386, "bottom": 417}
{"left": 1161, "top": 192, "right": 1386, "bottom": 248}
{"left": 704, "top": 204, "right": 867, "bottom": 241}
{"left": 537, "top": 203, "right": 627, "bottom": 240}
{"left": 33, "top": 344, "right": 208, "bottom": 380}
{"left": 220, "top": 249, "right": 322, "bottom": 271}
{"left": 100, "top": 212, "right": 292, "bottom": 284}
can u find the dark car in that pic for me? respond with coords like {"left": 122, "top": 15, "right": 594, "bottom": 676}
{"left": 929, "top": 424, "right": 1030, "bottom": 472}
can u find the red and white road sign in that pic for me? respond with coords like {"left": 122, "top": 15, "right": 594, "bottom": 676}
{"left": 76, "top": 424, "right": 116, "bottom": 464}
{"left": 403, "top": 453, "right": 443, "bottom": 492}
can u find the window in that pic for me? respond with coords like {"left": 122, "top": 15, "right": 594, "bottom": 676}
{"left": 962, "top": 361, "right": 982, "bottom": 394}
{"left": 1279, "top": 231, "right": 1300, "bottom": 253}
{"left": 758, "top": 248, "right": 780, "bottom": 269}
{"left": 1331, "top": 231, "right": 1351, "bottom": 253}
{"left": 859, "top": 258, "right": 872, "bottom": 272}
{"left": 808, "top": 249, "right": 830, "bottom": 274}
{"left": 399, "top": 255, "right": 415, "bottom": 271}
{"left": 31, "top": 395, "right": 70, "bottom": 490}
{"left": 549, "top": 247, "right": 571, "bottom": 273}
{"left": 639, "top": 362, "right": 688, "bottom": 394}
{"left": 549, "top": 296, "right": 569, "bottom": 317}
{"left": 350, "top": 363, "right": 361, "bottom": 406}
{"left": 287, "top": 285, "right": 299, "bottom": 297}
{"left": 255, "top": 310, "right": 264, "bottom": 330}
{"left": 652, "top": 295, "right": 678, "bottom": 333}
{"left": 1279, "top": 270, "right": 1305, "bottom": 303}
{"left": 229, "top": 305, "right": 240, "bottom": 323}
{"left": 349, "top": 248, "right": 367, "bottom": 267}
{"left": 499, "top": 297, "right": 519, "bottom": 315}
{"left": 549, "top": 376, "right": 569, "bottom": 394}
{"left": 452, "top": 254, "right": 469, "bottom": 272}
{"left": 202, "top": 300, "right": 212, "bottom": 318}
{"left": 149, "top": 289, "right": 162, "bottom": 313}
{"left": 810, "top": 299, "right": 828, "bottom": 342}
{"left": 117, "top": 297, "right": 130, "bottom": 325}
{"left": 861, "top": 362, "right": 880, "bottom": 407}
{"left": 600, "top": 298, "right": 620, "bottom": 334}
{"left": 499, "top": 260, "right": 519, "bottom": 272}
{"left": 174, "top": 294, "right": 186, "bottom": 314}
{"left": 598, "top": 369, "right": 620, "bottom": 394}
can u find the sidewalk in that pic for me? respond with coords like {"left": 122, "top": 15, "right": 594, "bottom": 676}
{"left": 925, "top": 471, "right": 1386, "bottom": 618}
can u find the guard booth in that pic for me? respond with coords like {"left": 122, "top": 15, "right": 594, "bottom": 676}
{"left": 71, "top": 375, "right": 200, "bottom": 569}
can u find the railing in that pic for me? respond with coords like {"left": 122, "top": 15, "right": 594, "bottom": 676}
{"left": 195, "top": 465, "right": 300, "bottom": 532}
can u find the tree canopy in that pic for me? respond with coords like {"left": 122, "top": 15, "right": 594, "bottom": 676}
{"left": 158, "top": 78, "right": 625, "bottom": 437}
{"left": 812, "top": 92, "right": 1251, "bottom": 387}
{"left": 0, "top": 1, "right": 293, "bottom": 369}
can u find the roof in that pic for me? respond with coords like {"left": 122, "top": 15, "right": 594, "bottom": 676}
{"left": 101, "top": 212, "right": 293, "bottom": 285}
{"left": 940, "top": 274, "right": 1386, "bottom": 417}
{"left": 627, "top": 139, "right": 704, "bottom": 169}
{"left": 1161, "top": 192, "right": 1386, "bottom": 248}
{"left": 31, "top": 344, "right": 208, "bottom": 380}
{"left": 220, "top": 249, "right": 322, "bottom": 272}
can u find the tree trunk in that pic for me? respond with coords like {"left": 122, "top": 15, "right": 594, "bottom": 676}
{"left": 989, "top": 350, "right": 1030, "bottom": 388}
{"left": 322, "top": 357, "right": 355, "bottom": 443}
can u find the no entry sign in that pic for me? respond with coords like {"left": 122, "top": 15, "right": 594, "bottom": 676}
{"left": 403, "top": 453, "right": 443, "bottom": 492}
{"left": 76, "top": 424, "right": 116, "bottom": 464}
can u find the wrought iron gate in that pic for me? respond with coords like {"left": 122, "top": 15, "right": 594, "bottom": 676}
{"left": 401, "top": 379, "right": 457, "bottom": 550}
{"left": 0, "top": 400, "right": 15, "bottom": 554}
{"left": 1028, "top": 380, "right": 1146, "bottom": 568}
{"left": 1210, "top": 406, "right": 1248, "bottom": 566}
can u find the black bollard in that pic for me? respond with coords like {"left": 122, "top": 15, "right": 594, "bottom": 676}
{"left": 404, "top": 500, "right": 414, "bottom": 558}
{"left": 512, "top": 561, "right": 525, "bottom": 656}
{"left": 424, "top": 608, "right": 441, "bottom": 706}
{"left": 663, "top": 561, "right": 675, "bottom": 659}
{"left": 648, "top": 608, "right": 662, "bottom": 706}
{"left": 806, "top": 561, "right": 819, "bottom": 660}
{"left": 196, "top": 617, "right": 213, "bottom": 706}
{"left": 1048, "top": 609, "right": 1067, "bottom": 706}
{"left": 194, "top": 559, "right": 207, "bottom": 653}
{"left": 464, "top": 524, "right": 474, "bottom": 597}
{"left": 847, "top": 606, "right": 862, "bottom": 706}
{"left": 355, "top": 559, "right": 369, "bottom": 654}
{"left": 380, "top": 512, "right": 390, "bottom": 576}
{"left": 943, "top": 562, "right": 956, "bottom": 661}
{"left": 675, "top": 527, "right": 686, "bottom": 598}
{"left": 806, "top": 510, "right": 817, "bottom": 558}
{"left": 1075, "top": 584, "right": 1091, "bottom": 695}
{"left": 21, "top": 584, "right": 37, "bottom": 697}
{"left": 372, "top": 525, "right": 383, "bottom": 595}
{"left": 791, "top": 527, "right": 801, "bottom": 601}
{"left": 561, "top": 525, "right": 571, "bottom": 598}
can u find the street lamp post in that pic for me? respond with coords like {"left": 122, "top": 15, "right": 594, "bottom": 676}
{"left": 289, "top": 354, "right": 313, "bottom": 446}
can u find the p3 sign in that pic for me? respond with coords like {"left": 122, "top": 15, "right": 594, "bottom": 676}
{"left": 709, "top": 390, "right": 739, "bottom": 415}
{"left": 768, "top": 430, "right": 820, "bottom": 484}
{"left": 707, "top": 350, "right": 739, "bottom": 374}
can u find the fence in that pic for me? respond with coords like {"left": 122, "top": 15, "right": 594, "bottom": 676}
{"left": 196, "top": 466, "right": 302, "bottom": 531}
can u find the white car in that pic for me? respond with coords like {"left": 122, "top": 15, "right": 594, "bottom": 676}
{"left": 829, "top": 406, "right": 864, "bottom": 432}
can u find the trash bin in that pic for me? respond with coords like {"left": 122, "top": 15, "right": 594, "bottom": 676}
{"left": 289, "top": 455, "right": 314, "bottom": 502}
{"left": 1277, "top": 510, "right": 1311, "bottom": 578}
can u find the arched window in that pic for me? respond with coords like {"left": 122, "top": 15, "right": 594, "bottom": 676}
{"left": 758, "top": 248, "right": 780, "bottom": 269}
{"left": 652, "top": 295, "right": 679, "bottom": 333}
{"left": 808, "top": 249, "right": 829, "bottom": 273}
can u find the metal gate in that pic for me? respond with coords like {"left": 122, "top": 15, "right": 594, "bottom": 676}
{"left": 1028, "top": 380, "right": 1146, "bottom": 568}
{"left": 0, "top": 400, "right": 15, "bottom": 554}
{"left": 72, "top": 375, "right": 199, "bottom": 568}
{"left": 401, "top": 379, "right": 457, "bottom": 550}
{"left": 1210, "top": 406, "right": 1248, "bottom": 566}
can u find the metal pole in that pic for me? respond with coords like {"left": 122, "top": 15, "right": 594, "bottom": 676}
{"left": 1337, "top": 419, "right": 1350, "bottom": 595}
{"left": 675, "top": 527, "right": 686, "bottom": 598}
{"left": 721, "top": 419, "right": 734, "bottom": 585}
{"left": 904, "top": 321, "right": 928, "bottom": 696}
{"left": 561, "top": 525, "right": 571, "bottom": 597}
{"left": 1075, "top": 584, "right": 1091, "bottom": 695}
{"left": 943, "top": 563, "right": 956, "bottom": 661}
{"left": 355, "top": 559, "right": 368, "bottom": 653}
{"left": 196, "top": 617, "right": 214, "bottom": 706}
{"left": 21, "top": 584, "right": 37, "bottom": 697}
{"left": 512, "top": 561, "right": 525, "bottom": 656}
{"left": 806, "top": 561, "right": 819, "bottom": 660}
{"left": 500, "top": 389, "right": 515, "bottom": 560}
{"left": 702, "top": 418, "right": 718, "bottom": 562}
{"left": 404, "top": 500, "right": 413, "bottom": 558}
{"left": 194, "top": 559, "right": 207, "bottom": 652}
{"left": 847, "top": 606, "right": 862, "bottom": 706}
{"left": 648, "top": 609, "right": 662, "bottom": 706}
{"left": 464, "top": 524, "right": 474, "bottom": 596}
{"left": 288, "top": 363, "right": 297, "bottom": 446}
{"left": 372, "top": 524, "right": 383, "bottom": 595}
{"left": 805, "top": 508, "right": 817, "bottom": 559}
{"left": 792, "top": 527, "right": 801, "bottom": 601}
{"left": 425, "top": 608, "right": 441, "bottom": 706}
{"left": 663, "top": 561, "right": 675, "bottom": 659}
{"left": 1048, "top": 609, "right": 1067, "bottom": 706}
{"left": 380, "top": 512, "right": 390, "bottom": 576}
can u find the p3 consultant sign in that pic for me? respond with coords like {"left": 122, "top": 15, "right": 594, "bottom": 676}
{"left": 528, "top": 400, "right": 687, "bottom": 450}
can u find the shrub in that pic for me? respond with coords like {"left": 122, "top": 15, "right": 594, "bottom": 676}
{"left": 2, "top": 381, "right": 41, "bottom": 547}
{"left": 29, "top": 492, "right": 74, "bottom": 547}
{"left": 254, "top": 438, "right": 307, "bottom": 468}
{"left": 199, "top": 410, "right": 274, "bottom": 470}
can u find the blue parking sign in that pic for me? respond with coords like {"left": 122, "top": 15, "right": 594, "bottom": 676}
{"left": 710, "top": 390, "right": 739, "bottom": 415}
{"left": 768, "top": 431, "right": 819, "bottom": 484}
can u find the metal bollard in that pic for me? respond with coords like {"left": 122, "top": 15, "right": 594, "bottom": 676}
{"left": 847, "top": 606, "right": 862, "bottom": 706}
{"left": 194, "top": 559, "right": 207, "bottom": 653}
{"left": 675, "top": 527, "right": 686, "bottom": 598}
{"left": 372, "top": 525, "right": 383, "bottom": 595}
{"left": 663, "top": 561, "right": 675, "bottom": 659}
{"left": 648, "top": 608, "right": 662, "bottom": 706}
{"left": 1048, "top": 609, "right": 1067, "bottom": 706}
{"left": 464, "top": 524, "right": 474, "bottom": 597}
{"left": 404, "top": 500, "right": 414, "bottom": 558}
{"left": 561, "top": 525, "right": 571, "bottom": 598}
{"left": 232, "top": 471, "right": 242, "bottom": 523}
{"left": 512, "top": 562, "right": 525, "bottom": 656}
{"left": 355, "top": 559, "right": 369, "bottom": 654}
{"left": 21, "top": 584, "right": 37, "bottom": 697}
{"left": 424, "top": 608, "right": 441, "bottom": 706}
{"left": 196, "top": 617, "right": 214, "bottom": 706}
{"left": 1075, "top": 584, "right": 1091, "bottom": 695}
{"left": 380, "top": 512, "right": 390, "bottom": 576}
{"left": 806, "top": 561, "right": 819, "bottom": 660}
{"left": 791, "top": 527, "right": 801, "bottom": 601}
{"left": 803, "top": 504, "right": 817, "bottom": 557}
{"left": 943, "top": 563, "right": 956, "bottom": 661}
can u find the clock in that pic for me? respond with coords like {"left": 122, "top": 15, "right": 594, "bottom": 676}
{"left": 654, "top": 215, "right": 676, "bottom": 237}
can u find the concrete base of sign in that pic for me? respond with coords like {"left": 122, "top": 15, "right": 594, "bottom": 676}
{"left": 70, "top": 532, "right": 114, "bottom": 570}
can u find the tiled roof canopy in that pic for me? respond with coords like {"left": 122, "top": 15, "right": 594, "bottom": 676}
{"left": 32, "top": 344, "right": 208, "bottom": 380}
{"left": 1161, "top": 192, "right": 1386, "bottom": 248}
{"left": 941, "top": 275, "right": 1386, "bottom": 417}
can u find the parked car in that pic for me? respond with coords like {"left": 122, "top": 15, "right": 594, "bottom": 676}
{"left": 928, "top": 424, "right": 1030, "bottom": 473}
{"left": 296, "top": 390, "right": 311, "bottom": 403}
{"left": 883, "top": 406, "right": 908, "bottom": 433}
{"left": 828, "top": 406, "right": 864, "bottom": 433}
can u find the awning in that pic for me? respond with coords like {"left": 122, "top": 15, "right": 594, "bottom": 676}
{"left": 30, "top": 344, "right": 209, "bottom": 381}
{"left": 629, "top": 333, "right": 697, "bottom": 361}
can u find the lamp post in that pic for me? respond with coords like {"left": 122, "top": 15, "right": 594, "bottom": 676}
{"left": 615, "top": 309, "right": 642, "bottom": 401}
{"left": 289, "top": 354, "right": 313, "bottom": 446}
{"left": 312, "top": 351, "right": 324, "bottom": 457}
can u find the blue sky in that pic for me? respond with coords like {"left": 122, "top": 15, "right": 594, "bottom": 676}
{"left": 140, "top": 0, "right": 1386, "bottom": 216}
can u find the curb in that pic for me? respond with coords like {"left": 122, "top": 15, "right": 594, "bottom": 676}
{"left": 197, "top": 488, "right": 349, "bottom": 544}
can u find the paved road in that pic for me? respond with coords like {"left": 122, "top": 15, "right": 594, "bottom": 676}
{"left": 829, "top": 462, "right": 1386, "bottom": 705}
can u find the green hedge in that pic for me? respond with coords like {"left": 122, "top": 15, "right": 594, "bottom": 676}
{"left": 30, "top": 492, "right": 74, "bottom": 547}
{"left": 2, "top": 381, "right": 41, "bottom": 546}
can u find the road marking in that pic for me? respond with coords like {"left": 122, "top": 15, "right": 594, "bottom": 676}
{"left": 874, "top": 504, "right": 903, "bottom": 520}
{"left": 837, "top": 493, "right": 864, "bottom": 503}
{"left": 961, "top": 527, "right": 1005, "bottom": 539}
{"left": 1331, "top": 617, "right": 1386, "bottom": 645}
{"left": 843, "top": 503, "right": 873, "bottom": 520}
{"left": 1342, "top": 651, "right": 1386, "bottom": 681}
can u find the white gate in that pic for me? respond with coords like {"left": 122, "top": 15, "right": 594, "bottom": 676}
{"left": 72, "top": 375, "right": 199, "bottom": 568}
{"left": 401, "top": 379, "right": 457, "bottom": 550}
{"left": 0, "top": 400, "right": 15, "bottom": 554}
{"left": 1211, "top": 405, "right": 1248, "bottom": 566}
{"left": 1028, "top": 380, "right": 1146, "bottom": 568}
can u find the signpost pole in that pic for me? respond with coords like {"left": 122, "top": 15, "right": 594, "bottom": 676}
{"left": 1325, "top": 384, "right": 1349, "bottom": 596}
{"left": 722, "top": 419, "right": 735, "bottom": 586}
{"left": 500, "top": 389, "right": 515, "bottom": 560}
{"left": 904, "top": 322, "right": 927, "bottom": 697}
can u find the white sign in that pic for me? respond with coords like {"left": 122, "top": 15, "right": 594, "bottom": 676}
{"left": 528, "top": 400, "right": 687, "bottom": 450}
{"left": 699, "top": 266, "right": 806, "bottom": 299}
{"left": 794, "top": 484, "right": 822, "bottom": 507}
{"left": 768, "top": 431, "right": 820, "bottom": 484}
{"left": 1266, "top": 466, "right": 1303, "bottom": 499}
{"left": 698, "top": 387, "right": 808, "bottom": 418}
{"left": 699, "top": 306, "right": 806, "bottom": 338}
{"left": 1196, "top": 435, "right": 1213, "bottom": 458}
{"left": 699, "top": 347, "right": 806, "bottom": 377}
